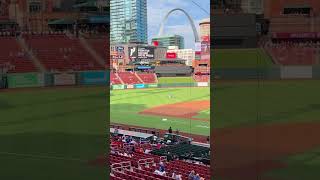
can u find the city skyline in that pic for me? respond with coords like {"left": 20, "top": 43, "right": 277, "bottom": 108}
{"left": 110, "top": 0, "right": 148, "bottom": 44}
{"left": 147, "top": 0, "right": 210, "bottom": 49}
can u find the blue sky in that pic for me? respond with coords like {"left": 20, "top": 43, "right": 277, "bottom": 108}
{"left": 147, "top": 0, "right": 210, "bottom": 49}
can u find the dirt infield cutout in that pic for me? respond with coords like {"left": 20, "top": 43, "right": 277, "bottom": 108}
{"left": 139, "top": 100, "right": 210, "bottom": 121}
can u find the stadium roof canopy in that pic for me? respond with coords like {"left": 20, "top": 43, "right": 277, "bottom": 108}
{"left": 284, "top": 4, "right": 311, "bottom": 8}
{"left": 110, "top": 128, "right": 153, "bottom": 139}
{"left": 88, "top": 15, "right": 109, "bottom": 24}
{"left": 73, "top": 0, "right": 108, "bottom": 8}
{"left": 0, "top": 20, "right": 17, "bottom": 25}
{"left": 48, "top": 19, "right": 75, "bottom": 25}
{"left": 157, "top": 58, "right": 187, "bottom": 62}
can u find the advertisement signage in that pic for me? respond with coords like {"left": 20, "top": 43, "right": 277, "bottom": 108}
{"left": 195, "top": 42, "right": 201, "bottom": 52}
{"left": 272, "top": 32, "right": 320, "bottom": 39}
{"left": 111, "top": 46, "right": 125, "bottom": 60}
{"left": 201, "top": 35, "right": 210, "bottom": 42}
{"left": 116, "top": 46, "right": 124, "bottom": 52}
{"left": 112, "top": 84, "right": 125, "bottom": 90}
{"left": 153, "top": 41, "right": 159, "bottom": 46}
{"left": 134, "top": 84, "right": 145, "bottom": 89}
{"left": 137, "top": 66, "right": 152, "bottom": 70}
{"left": 7, "top": 73, "right": 43, "bottom": 88}
{"left": 54, "top": 73, "right": 75, "bottom": 86}
{"left": 166, "top": 52, "right": 177, "bottom": 59}
{"left": 201, "top": 41, "right": 210, "bottom": 55}
{"left": 80, "top": 71, "right": 108, "bottom": 85}
{"left": 129, "top": 46, "right": 155, "bottom": 60}
{"left": 111, "top": 46, "right": 124, "bottom": 52}
{"left": 147, "top": 84, "right": 158, "bottom": 88}
{"left": 127, "top": 84, "right": 134, "bottom": 89}
{"left": 138, "top": 47, "right": 154, "bottom": 59}
{"left": 198, "top": 82, "right": 209, "bottom": 87}
{"left": 129, "top": 47, "right": 138, "bottom": 59}
{"left": 195, "top": 54, "right": 201, "bottom": 60}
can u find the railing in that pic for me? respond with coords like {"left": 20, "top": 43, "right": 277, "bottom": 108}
{"left": 111, "top": 161, "right": 132, "bottom": 173}
{"left": 111, "top": 82, "right": 209, "bottom": 90}
{"left": 137, "top": 158, "right": 155, "bottom": 169}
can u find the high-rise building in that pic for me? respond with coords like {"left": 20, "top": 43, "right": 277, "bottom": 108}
{"left": 152, "top": 35, "right": 184, "bottom": 49}
{"left": 241, "top": 0, "right": 263, "bottom": 14}
{"left": 167, "top": 46, "right": 195, "bottom": 66}
{"left": 199, "top": 18, "right": 210, "bottom": 39}
{"left": 110, "top": 0, "right": 148, "bottom": 44}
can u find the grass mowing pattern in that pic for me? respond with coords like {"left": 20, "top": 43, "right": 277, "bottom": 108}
{"left": 213, "top": 80, "right": 320, "bottom": 129}
{"left": 0, "top": 86, "right": 107, "bottom": 180}
{"left": 264, "top": 147, "right": 320, "bottom": 180}
{"left": 214, "top": 80, "right": 320, "bottom": 179}
{"left": 194, "top": 109, "right": 210, "bottom": 119}
{"left": 111, "top": 87, "right": 210, "bottom": 136}
{"left": 212, "top": 48, "right": 274, "bottom": 68}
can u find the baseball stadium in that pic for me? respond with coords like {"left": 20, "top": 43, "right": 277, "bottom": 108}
{"left": 0, "top": 1, "right": 108, "bottom": 179}
{"left": 212, "top": 0, "right": 320, "bottom": 180}
{"left": 109, "top": 2, "right": 211, "bottom": 180}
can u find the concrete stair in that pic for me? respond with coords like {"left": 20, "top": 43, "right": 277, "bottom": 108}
{"left": 78, "top": 36, "right": 105, "bottom": 67}
{"left": 135, "top": 72, "right": 144, "bottom": 84}
{"left": 115, "top": 73, "right": 124, "bottom": 84}
{"left": 17, "top": 37, "right": 46, "bottom": 72}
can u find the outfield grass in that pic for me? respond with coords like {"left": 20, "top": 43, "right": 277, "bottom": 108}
{"left": 213, "top": 80, "right": 320, "bottom": 180}
{"left": 111, "top": 87, "right": 210, "bottom": 136}
{"left": 264, "top": 147, "right": 320, "bottom": 180}
{"left": 213, "top": 80, "right": 320, "bottom": 129}
{"left": 194, "top": 109, "right": 210, "bottom": 119}
{"left": 111, "top": 80, "right": 320, "bottom": 134}
{"left": 212, "top": 48, "right": 274, "bottom": 68}
{"left": 0, "top": 87, "right": 107, "bottom": 180}
{"left": 158, "top": 77, "right": 195, "bottom": 84}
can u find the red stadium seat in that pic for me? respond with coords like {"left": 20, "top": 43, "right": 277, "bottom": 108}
{"left": 23, "top": 34, "right": 104, "bottom": 71}
{"left": 0, "top": 37, "right": 37, "bottom": 73}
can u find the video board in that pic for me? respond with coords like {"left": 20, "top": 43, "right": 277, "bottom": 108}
{"left": 128, "top": 46, "right": 155, "bottom": 60}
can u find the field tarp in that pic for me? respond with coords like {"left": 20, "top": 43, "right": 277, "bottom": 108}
{"left": 7, "top": 73, "right": 44, "bottom": 88}
{"left": 79, "top": 71, "right": 109, "bottom": 85}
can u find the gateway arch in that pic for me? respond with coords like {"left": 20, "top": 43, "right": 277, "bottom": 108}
{"left": 158, "top": 8, "right": 200, "bottom": 42}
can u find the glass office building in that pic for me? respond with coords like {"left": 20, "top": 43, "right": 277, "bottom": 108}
{"left": 152, "top": 35, "right": 185, "bottom": 49}
{"left": 110, "top": 0, "right": 148, "bottom": 44}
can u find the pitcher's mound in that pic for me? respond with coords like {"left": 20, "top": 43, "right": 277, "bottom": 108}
{"left": 140, "top": 100, "right": 210, "bottom": 121}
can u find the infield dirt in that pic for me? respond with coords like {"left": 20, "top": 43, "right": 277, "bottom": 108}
{"left": 139, "top": 100, "right": 210, "bottom": 121}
